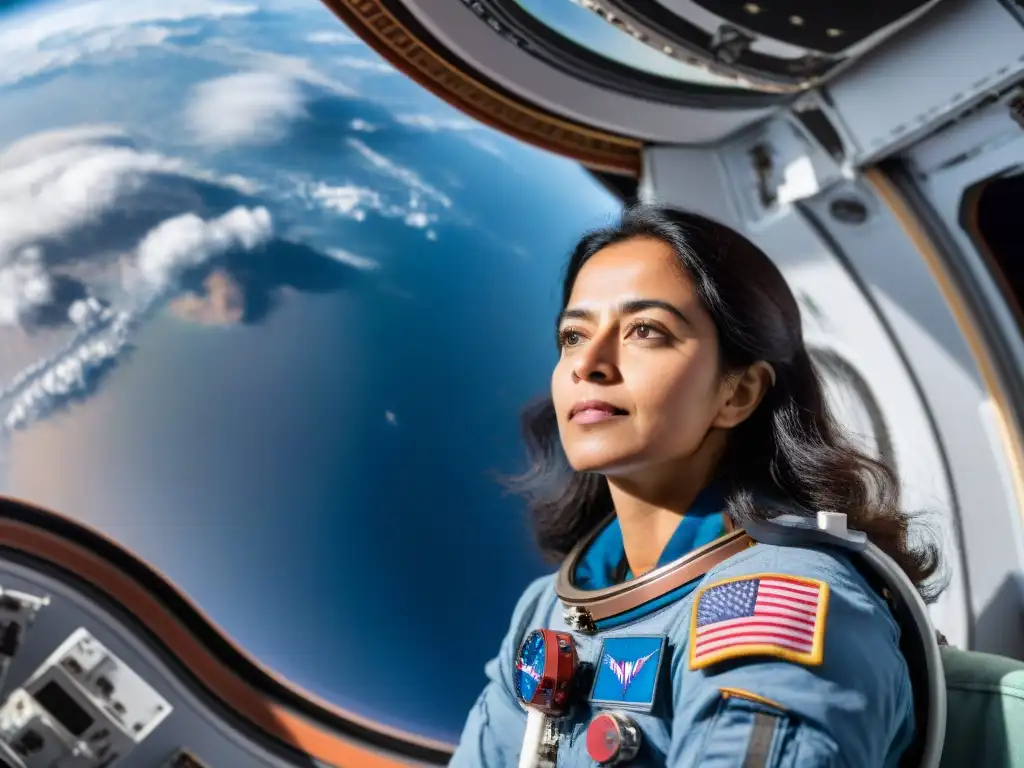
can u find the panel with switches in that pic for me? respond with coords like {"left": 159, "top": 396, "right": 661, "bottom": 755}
{"left": 32, "top": 629, "right": 172, "bottom": 742}
{"left": 0, "top": 552, "right": 434, "bottom": 768}
{"left": 0, "top": 590, "right": 49, "bottom": 697}
{"left": 0, "top": 627, "right": 170, "bottom": 768}
{"left": 0, "top": 687, "right": 91, "bottom": 767}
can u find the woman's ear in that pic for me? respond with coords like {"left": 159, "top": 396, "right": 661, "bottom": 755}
{"left": 712, "top": 361, "right": 775, "bottom": 429}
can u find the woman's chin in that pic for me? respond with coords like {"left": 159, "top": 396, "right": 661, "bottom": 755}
{"left": 566, "top": 450, "right": 639, "bottom": 476}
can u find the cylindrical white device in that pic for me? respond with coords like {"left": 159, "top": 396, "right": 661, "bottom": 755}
{"left": 518, "top": 708, "right": 548, "bottom": 768}
{"left": 514, "top": 629, "right": 577, "bottom": 768}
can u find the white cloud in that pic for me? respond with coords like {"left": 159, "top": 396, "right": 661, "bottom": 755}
{"left": 299, "top": 181, "right": 439, "bottom": 232}
{"left": 68, "top": 296, "right": 113, "bottom": 328}
{"left": 0, "top": 125, "right": 261, "bottom": 326}
{"left": 325, "top": 247, "right": 379, "bottom": 271}
{"left": 0, "top": 0, "right": 368, "bottom": 103}
{"left": 0, "top": 248, "right": 54, "bottom": 326}
{"left": 183, "top": 38, "right": 356, "bottom": 98}
{"left": 335, "top": 56, "right": 394, "bottom": 74}
{"left": 404, "top": 212, "right": 432, "bottom": 229}
{"left": 287, "top": 140, "right": 454, "bottom": 239}
{"left": 0, "top": 310, "right": 135, "bottom": 430}
{"left": 304, "top": 182, "right": 381, "bottom": 221}
{"left": 305, "top": 31, "right": 359, "bottom": 46}
{"left": 5, "top": 0, "right": 256, "bottom": 43}
{"left": 0, "top": 124, "right": 127, "bottom": 170}
{"left": 185, "top": 72, "right": 309, "bottom": 148}
{"left": 0, "top": 97, "right": 426, "bottom": 432}
{"left": 347, "top": 138, "right": 450, "bottom": 209}
{"left": 0, "top": 125, "right": 259, "bottom": 261}
{"left": 392, "top": 115, "right": 513, "bottom": 164}
{"left": 0, "top": 0, "right": 257, "bottom": 88}
{"left": 0, "top": 206, "right": 274, "bottom": 431}
{"left": 394, "top": 115, "right": 478, "bottom": 132}
{"left": 0, "top": 121, "right": 274, "bottom": 356}
{"left": 392, "top": 115, "right": 511, "bottom": 163}
{"left": 350, "top": 115, "right": 486, "bottom": 136}
{"left": 135, "top": 206, "right": 273, "bottom": 289}
{"left": 462, "top": 134, "right": 509, "bottom": 161}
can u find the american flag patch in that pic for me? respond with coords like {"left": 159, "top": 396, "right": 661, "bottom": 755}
{"left": 688, "top": 573, "right": 829, "bottom": 670}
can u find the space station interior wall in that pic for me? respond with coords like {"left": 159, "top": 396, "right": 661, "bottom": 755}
{"left": 826, "top": 0, "right": 1024, "bottom": 166}
{"left": 644, "top": 140, "right": 1024, "bottom": 658}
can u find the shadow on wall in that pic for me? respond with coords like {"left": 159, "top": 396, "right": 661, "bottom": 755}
{"left": 974, "top": 573, "right": 1024, "bottom": 660}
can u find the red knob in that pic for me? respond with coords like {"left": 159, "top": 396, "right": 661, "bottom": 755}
{"left": 586, "top": 712, "right": 641, "bottom": 766}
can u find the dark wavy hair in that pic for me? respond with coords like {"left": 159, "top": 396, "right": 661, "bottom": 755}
{"left": 512, "top": 203, "right": 941, "bottom": 600}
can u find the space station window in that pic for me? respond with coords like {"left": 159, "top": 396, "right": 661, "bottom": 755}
{"left": 0, "top": 0, "right": 625, "bottom": 750}
{"left": 513, "top": 0, "right": 749, "bottom": 88}
{"left": 963, "top": 172, "right": 1024, "bottom": 335}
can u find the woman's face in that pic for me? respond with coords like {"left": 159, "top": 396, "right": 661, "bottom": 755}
{"left": 552, "top": 237, "right": 755, "bottom": 477}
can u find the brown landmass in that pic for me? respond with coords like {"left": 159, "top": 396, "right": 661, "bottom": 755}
{"left": 170, "top": 270, "right": 246, "bottom": 325}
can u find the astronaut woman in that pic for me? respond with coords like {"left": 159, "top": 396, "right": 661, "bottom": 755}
{"left": 449, "top": 204, "right": 940, "bottom": 767}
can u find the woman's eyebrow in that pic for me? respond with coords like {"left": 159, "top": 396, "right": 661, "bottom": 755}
{"left": 619, "top": 298, "right": 690, "bottom": 326}
{"left": 558, "top": 306, "right": 594, "bottom": 325}
{"left": 558, "top": 299, "right": 690, "bottom": 327}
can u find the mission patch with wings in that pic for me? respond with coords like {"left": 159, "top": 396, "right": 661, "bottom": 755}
{"left": 688, "top": 573, "right": 830, "bottom": 670}
{"left": 588, "top": 635, "right": 668, "bottom": 713}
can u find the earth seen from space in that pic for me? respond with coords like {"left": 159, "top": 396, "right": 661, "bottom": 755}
{"left": 0, "top": 0, "right": 628, "bottom": 742}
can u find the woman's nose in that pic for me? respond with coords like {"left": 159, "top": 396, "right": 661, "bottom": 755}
{"left": 571, "top": 339, "right": 619, "bottom": 384}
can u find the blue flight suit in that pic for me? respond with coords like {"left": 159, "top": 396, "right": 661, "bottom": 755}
{"left": 449, "top": 495, "right": 915, "bottom": 767}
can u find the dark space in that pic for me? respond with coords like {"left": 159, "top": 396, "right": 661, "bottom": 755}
{"left": 970, "top": 174, "right": 1024, "bottom": 319}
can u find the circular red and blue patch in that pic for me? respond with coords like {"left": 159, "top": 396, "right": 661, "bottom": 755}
{"left": 514, "top": 629, "right": 577, "bottom": 715}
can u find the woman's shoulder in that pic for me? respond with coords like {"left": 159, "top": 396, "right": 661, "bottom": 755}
{"left": 517, "top": 572, "right": 558, "bottom": 609}
{"left": 703, "top": 539, "right": 892, "bottom": 613}
{"left": 690, "top": 539, "right": 903, "bottom": 664}
{"left": 672, "top": 540, "right": 916, "bottom": 768}
{"left": 506, "top": 573, "right": 560, "bottom": 635}
{"left": 708, "top": 537, "right": 877, "bottom": 585}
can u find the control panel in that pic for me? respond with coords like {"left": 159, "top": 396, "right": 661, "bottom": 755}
{"left": 0, "top": 589, "right": 48, "bottom": 698}
{"left": 0, "top": 627, "right": 172, "bottom": 767}
{"left": 0, "top": 554, "right": 362, "bottom": 768}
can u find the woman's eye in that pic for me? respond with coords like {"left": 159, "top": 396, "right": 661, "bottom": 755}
{"left": 629, "top": 322, "right": 663, "bottom": 341}
{"left": 559, "top": 328, "right": 583, "bottom": 347}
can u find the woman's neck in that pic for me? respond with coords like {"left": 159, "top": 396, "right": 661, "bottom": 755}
{"left": 606, "top": 473, "right": 706, "bottom": 578}
{"left": 605, "top": 442, "right": 724, "bottom": 577}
